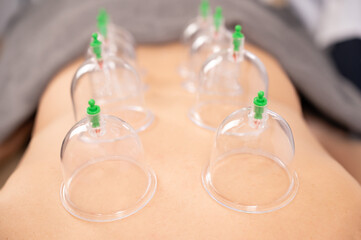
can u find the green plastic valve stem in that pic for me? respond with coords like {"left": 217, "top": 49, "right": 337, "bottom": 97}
{"left": 253, "top": 91, "right": 267, "bottom": 120}
{"left": 199, "top": 0, "right": 210, "bottom": 19}
{"left": 233, "top": 25, "right": 244, "bottom": 52}
{"left": 97, "top": 8, "right": 109, "bottom": 38}
{"left": 213, "top": 7, "right": 223, "bottom": 32}
{"left": 87, "top": 99, "right": 101, "bottom": 128}
{"left": 90, "top": 33, "right": 102, "bottom": 59}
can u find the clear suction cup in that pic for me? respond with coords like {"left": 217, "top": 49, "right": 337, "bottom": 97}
{"left": 86, "top": 33, "right": 147, "bottom": 88}
{"left": 96, "top": 8, "right": 135, "bottom": 56}
{"left": 202, "top": 92, "right": 298, "bottom": 213}
{"left": 93, "top": 9, "right": 148, "bottom": 81}
{"left": 181, "top": 0, "right": 212, "bottom": 45}
{"left": 72, "top": 34, "right": 154, "bottom": 132}
{"left": 107, "top": 23, "right": 135, "bottom": 48}
{"left": 60, "top": 100, "right": 157, "bottom": 222}
{"left": 189, "top": 25, "right": 268, "bottom": 131}
{"left": 181, "top": 6, "right": 232, "bottom": 92}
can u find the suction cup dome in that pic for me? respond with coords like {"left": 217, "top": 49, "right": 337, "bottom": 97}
{"left": 60, "top": 100, "right": 156, "bottom": 222}
{"left": 72, "top": 33, "right": 153, "bottom": 132}
{"left": 181, "top": 6, "right": 231, "bottom": 92}
{"left": 189, "top": 48, "right": 268, "bottom": 131}
{"left": 202, "top": 92, "right": 298, "bottom": 213}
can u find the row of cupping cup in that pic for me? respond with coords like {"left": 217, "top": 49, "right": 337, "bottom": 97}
{"left": 61, "top": 5, "right": 298, "bottom": 222}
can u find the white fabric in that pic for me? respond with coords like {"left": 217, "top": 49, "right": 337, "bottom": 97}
{"left": 290, "top": 0, "right": 361, "bottom": 48}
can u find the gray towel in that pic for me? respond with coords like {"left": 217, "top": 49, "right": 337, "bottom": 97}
{"left": 0, "top": 0, "right": 360, "bottom": 143}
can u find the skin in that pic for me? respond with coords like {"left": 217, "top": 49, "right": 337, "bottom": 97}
{"left": 0, "top": 43, "right": 360, "bottom": 239}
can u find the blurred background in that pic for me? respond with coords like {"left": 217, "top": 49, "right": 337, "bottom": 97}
{"left": 0, "top": 0, "right": 360, "bottom": 186}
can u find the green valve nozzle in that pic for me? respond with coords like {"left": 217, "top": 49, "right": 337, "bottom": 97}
{"left": 213, "top": 6, "right": 223, "bottom": 31}
{"left": 199, "top": 0, "right": 210, "bottom": 19}
{"left": 233, "top": 25, "right": 244, "bottom": 52}
{"left": 253, "top": 91, "right": 267, "bottom": 120}
{"left": 87, "top": 99, "right": 101, "bottom": 128}
{"left": 97, "top": 8, "right": 109, "bottom": 24}
{"left": 90, "top": 33, "right": 102, "bottom": 59}
{"left": 97, "top": 8, "right": 109, "bottom": 38}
